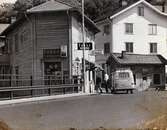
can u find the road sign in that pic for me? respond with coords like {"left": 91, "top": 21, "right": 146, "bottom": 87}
{"left": 77, "top": 42, "right": 93, "bottom": 50}
{"left": 89, "top": 49, "right": 104, "bottom": 56}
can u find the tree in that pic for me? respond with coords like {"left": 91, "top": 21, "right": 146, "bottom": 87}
{"left": 14, "top": 0, "right": 47, "bottom": 12}
{"left": 0, "top": 3, "right": 14, "bottom": 23}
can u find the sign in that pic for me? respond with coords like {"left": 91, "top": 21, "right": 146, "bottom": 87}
{"left": 77, "top": 42, "right": 93, "bottom": 50}
{"left": 43, "top": 49, "right": 61, "bottom": 58}
{"left": 61, "top": 45, "right": 67, "bottom": 57}
{"left": 89, "top": 49, "right": 104, "bottom": 56}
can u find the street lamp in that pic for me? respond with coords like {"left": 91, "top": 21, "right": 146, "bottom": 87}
{"left": 82, "top": 0, "right": 86, "bottom": 93}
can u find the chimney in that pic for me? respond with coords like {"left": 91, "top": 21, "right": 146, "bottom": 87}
{"left": 121, "top": 51, "right": 126, "bottom": 59}
{"left": 162, "top": 2, "right": 165, "bottom": 12}
{"left": 119, "top": 0, "right": 128, "bottom": 7}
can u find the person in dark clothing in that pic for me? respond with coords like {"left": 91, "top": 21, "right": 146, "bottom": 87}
{"left": 96, "top": 76, "right": 102, "bottom": 93}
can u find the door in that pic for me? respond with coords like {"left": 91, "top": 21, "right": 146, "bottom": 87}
{"left": 44, "top": 62, "right": 62, "bottom": 85}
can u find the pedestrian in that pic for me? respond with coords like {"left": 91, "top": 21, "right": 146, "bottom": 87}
{"left": 104, "top": 73, "right": 109, "bottom": 93}
{"left": 96, "top": 76, "right": 102, "bottom": 93}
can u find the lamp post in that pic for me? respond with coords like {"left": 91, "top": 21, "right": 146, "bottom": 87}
{"left": 82, "top": 0, "right": 86, "bottom": 93}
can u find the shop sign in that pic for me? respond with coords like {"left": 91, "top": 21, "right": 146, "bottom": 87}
{"left": 77, "top": 42, "right": 93, "bottom": 50}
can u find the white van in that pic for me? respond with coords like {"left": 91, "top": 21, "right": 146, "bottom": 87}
{"left": 111, "top": 68, "right": 135, "bottom": 94}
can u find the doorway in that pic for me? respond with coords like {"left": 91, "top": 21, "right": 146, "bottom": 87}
{"left": 44, "top": 62, "right": 62, "bottom": 85}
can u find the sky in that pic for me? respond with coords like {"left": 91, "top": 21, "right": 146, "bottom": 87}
{"left": 0, "top": 0, "right": 16, "bottom": 4}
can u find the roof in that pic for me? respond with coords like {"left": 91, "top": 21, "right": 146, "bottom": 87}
{"left": 108, "top": 53, "right": 167, "bottom": 65}
{"left": 27, "top": 0, "right": 73, "bottom": 13}
{"left": 0, "top": 24, "right": 9, "bottom": 34}
{"left": 1, "top": 0, "right": 99, "bottom": 35}
{"left": 95, "top": 0, "right": 167, "bottom": 23}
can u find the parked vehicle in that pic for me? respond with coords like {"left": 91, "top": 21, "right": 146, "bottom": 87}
{"left": 110, "top": 68, "right": 135, "bottom": 94}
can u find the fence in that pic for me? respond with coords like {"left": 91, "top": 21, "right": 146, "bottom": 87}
{"left": 0, "top": 75, "right": 82, "bottom": 100}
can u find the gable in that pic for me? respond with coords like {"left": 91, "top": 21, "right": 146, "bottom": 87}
{"left": 110, "top": 0, "right": 167, "bottom": 20}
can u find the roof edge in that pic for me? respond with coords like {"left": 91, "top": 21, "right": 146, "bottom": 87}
{"left": 109, "top": 0, "right": 167, "bottom": 20}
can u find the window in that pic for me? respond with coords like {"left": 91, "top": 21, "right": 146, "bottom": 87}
{"left": 125, "top": 23, "right": 133, "bottom": 34}
{"left": 103, "top": 24, "right": 110, "bottom": 35}
{"left": 14, "top": 33, "right": 19, "bottom": 52}
{"left": 149, "top": 24, "right": 157, "bottom": 35}
{"left": 153, "top": 74, "right": 161, "bottom": 85}
{"left": 104, "top": 42, "right": 110, "bottom": 54}
{"left": 125, "top": 42, "right": 133, "bottom": 53}
{"left": 138, "top": 6, "right": 144, "bottom": 16}
{"left": 119, "top": 72, "right": 129, "bottom": 79}
{"left": 150, "top": 43, "right": 157, "bottom": 53}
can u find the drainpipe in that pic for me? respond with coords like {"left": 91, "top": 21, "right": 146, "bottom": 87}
{"left": 67, "top": 10, "right": 72, "bottom": 83}
{"left": 107, "top": 17, "right": 113, "bottom": 53}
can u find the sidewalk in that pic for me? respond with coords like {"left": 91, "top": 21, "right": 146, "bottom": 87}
{"left": 0, "top": 92, "right": 96, "bottom": 106}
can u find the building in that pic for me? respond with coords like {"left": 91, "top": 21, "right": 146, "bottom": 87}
{"left": 95, "top": 0, "right": 167, "bottom": 73}
{"left": 0, "top": 0, "right": 99, "bottom": 93}
{"left": 107, "top": 52, "right": 167, "bottom": 90}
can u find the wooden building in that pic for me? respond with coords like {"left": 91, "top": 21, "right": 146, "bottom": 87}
{"left": 0, "top": 0, "right": 99, "bottom": 93}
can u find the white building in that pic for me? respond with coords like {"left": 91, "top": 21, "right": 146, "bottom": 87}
{"left": 95, "top": 0, "right": 167, "bottom": 72}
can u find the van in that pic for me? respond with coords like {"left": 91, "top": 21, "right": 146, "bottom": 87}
{"left": 111, "top": 68, "right": 135, "bottom": 94}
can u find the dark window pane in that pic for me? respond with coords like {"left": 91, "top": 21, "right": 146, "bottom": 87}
{"left": 153, "top": 74, "right": 161, "bottom": 85}
{"left": 125, "top": 42, "right": 133, "bottom": 53}
{"left": 104, "top": 42, "right": 110, "bottom": 54}
{"left": 138, "top": 6, "right": 144, "bottom": 16}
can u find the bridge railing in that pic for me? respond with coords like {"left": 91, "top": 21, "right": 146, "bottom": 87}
{"left": 0, "top": 74, "right": 82, "bottom": 100}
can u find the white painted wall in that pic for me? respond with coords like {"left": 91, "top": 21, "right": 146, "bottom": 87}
{"left": 71, "top": 16, "right": 96, "bottom": 93}
{"left": 112, "top": 3, "right": 167, "bottom": 59}
{"left": 95, "top": 2, "right": 167, "bottom": 65}
{"left": 71, "top": 16, "right": 95, "bottom": 64}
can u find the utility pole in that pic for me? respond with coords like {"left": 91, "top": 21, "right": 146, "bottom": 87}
{"left": 82, "top": 0, "right": 86, "bottom": 93}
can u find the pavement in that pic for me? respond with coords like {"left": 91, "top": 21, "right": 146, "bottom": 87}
{"left": 0, "top": 90, "right": 166, "bottom": 130}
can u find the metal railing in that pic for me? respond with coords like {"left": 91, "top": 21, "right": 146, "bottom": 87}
{"left": 0, "top": 75, "right": 82, "bottom": 100}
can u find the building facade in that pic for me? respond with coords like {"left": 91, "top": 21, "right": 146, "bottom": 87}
{"left": 95, "top": 0, "right": 167, "bottom": 73}
{"left": 0, "top": 0, "right": 99, "bottom": 93}
{"left": 107, "top": 52, "right": 167, "bottom": 90}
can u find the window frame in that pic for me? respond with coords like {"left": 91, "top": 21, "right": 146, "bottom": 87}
{"left": 125, "top": 42, "right": 133, "bottom": 53}
{"left": 148, "top": 24, "right": 157, "bottom": 35}
{"left": 103, "top": 24, "right": 110, "bottom": 36}
{"left": 153, "top": 73, "right": 161, "bottom": 85}
{"left": 138, "top": 6, "right": 144, "bottom": 16}
{"left": 104, "top": 42, "right": 110, "bottom": 54}
{"left": 125, "top": 23, "right": 133, "bottom": 34}
{"left": 150, "top": 42, "right": 157, "bottom": 53}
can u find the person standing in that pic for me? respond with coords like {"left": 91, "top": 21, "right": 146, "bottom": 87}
{"left": 104, "top": 73, "right": 109, "bottom": 93}
{"left": 96, "top": 76, "right": 102, "bottom": 93}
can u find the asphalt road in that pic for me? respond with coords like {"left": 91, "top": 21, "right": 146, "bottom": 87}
{"left": 0, "top": 91, "right": 167, "bottom": 130}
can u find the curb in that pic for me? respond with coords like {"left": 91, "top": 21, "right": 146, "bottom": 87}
{"left": 0, "top": 93, "right": 97, "bottom": 106}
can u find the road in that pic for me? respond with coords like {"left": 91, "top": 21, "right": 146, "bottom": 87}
{"left": 0, "top": 91, "right": 167, "bottom": 130}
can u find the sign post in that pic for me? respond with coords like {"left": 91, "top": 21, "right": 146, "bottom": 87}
{"left": 82, "top": 0, "right": 86, "bottom": 93}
